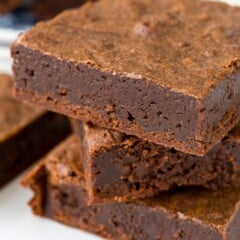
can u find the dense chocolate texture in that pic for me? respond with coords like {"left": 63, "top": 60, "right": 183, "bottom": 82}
{"left": 0, "top": 0, "right": 20, "bottom": 14}
{"left": 12, "top": 0, "right": 240, "bottom": 156}
{"left": 22, "top": 136, "right": 240, "bottom": 240}
{"left": 32, "top": 0, "right": 88, "bottom": 20}
{"left": 73, "top": 120, "right": 240, "bottom": 202}
{"left": 0, "top": 74, "right": 71, "bottom": 187}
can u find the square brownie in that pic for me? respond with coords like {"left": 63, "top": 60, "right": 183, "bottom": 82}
{"left": 74, "top": 120, "right": 240, "bottom": 202}
{"left": 0, "top": 74, "right": 71, "bottom": 187}
{"left": 22, "top": 135, "right": 240, "bottom": 240}
{"left": 12, "top": 0, "right": 240, "bottom": 156}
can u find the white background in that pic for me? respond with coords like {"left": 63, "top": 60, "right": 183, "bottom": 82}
{"left": 0, "top": 0, "right": 239, "bottom": 239}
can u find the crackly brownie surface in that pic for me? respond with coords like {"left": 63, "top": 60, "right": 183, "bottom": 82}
{"left": 74, "top": 121, "right": 240, "bottom": 202}
{"left": 22, "top": 136, "right": 240, "bottom": 240}
{"left": 12, "top": 0, "right": 240, "bottom": 156}
{"left": 0, "top": 0, "right": 20, "bottom": 14}
{"left": 0, "top": 74, "right": 71, "bottom": 186}
{"left": 14, "top": 0, "right": 240, "bottom": 95}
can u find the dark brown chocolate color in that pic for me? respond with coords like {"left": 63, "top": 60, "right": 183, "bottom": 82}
{"left": 0, "top": 74, "right": 71, "bottom": 187}
{"left": 73, "top": 121, "right": 240, "bottom": 202}
{"left": 22, "top": 136, "right": 240, "bottom": 240}
{"left": 32, "top": 0, "right": 88, "bottom": 20}
{"left": 0, "top": 0, "right": 20, "bottom": 14}
{"left": 12, "top": 0, "right": 240, "bottom": 156}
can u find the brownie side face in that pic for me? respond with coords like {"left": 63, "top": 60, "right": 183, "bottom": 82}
{"left": 0, "top": 74, "right": 71, "bottom": 187}
{"left": 22, "top": 136, "right": 240, "bottom": 240}
{"left": 74, "top": 121, "right": 240, "bottom": 202}
{"left": 12, "top": 0, "right": 240, "bottom": 156}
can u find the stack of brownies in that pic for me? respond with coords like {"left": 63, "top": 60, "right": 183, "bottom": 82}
{"left": 11, "top": 0, "right": 240, "bottom": 239}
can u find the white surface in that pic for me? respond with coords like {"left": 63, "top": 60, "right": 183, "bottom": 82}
{"left": 0, "top": 47, "right": 12, "bottom": 74}
{"left": 0, "top": 0, "right": 240, "bottom": 239}
{"left": 0, "top": 174, "right": 101, "bottom": 240}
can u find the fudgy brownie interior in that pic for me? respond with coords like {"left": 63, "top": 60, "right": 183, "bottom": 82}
{"left": 73, "top": 120, "right": 240, "bottom": 202}
{"left": 22, "top": 135, "right": 240, "bottom": 240}
{"left": 0, "top": 74, "right": 71, "bottom": 187}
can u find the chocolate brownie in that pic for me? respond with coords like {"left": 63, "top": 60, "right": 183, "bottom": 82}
{"left": 0, "top": 0, "right": 20, "bottom": 14}
{"left": 0, "top": 74, "right": 71, "bottom": 187}
{"left": 22, "top": 136, "right": 240, "bottom": 240}
{"left": 73, "top": 120, "right": 240, "bottom": 202}
{"left": 32, "top": 0, "right": 88, "bottom": 20}
{"left": 12, "top": 0, "right": 240, "bottom": 156}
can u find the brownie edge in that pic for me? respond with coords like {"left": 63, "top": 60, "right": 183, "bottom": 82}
{"left": 12, "top": 0, "right": 240, "bottom": 156}
{"left": 0, "top": 74, "right": 71, "bottom": 187}
{"left": 73, "top": 120, "right": 240, "bottom": 203}
{"left": 22, "top": 135, "right": 240, "bottom": 240}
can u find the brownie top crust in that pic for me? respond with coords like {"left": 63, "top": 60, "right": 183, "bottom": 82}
{"left": 144, "top": 188, "right": 240, "bottom": 228}
{"left": 17, "top": 0, "right": 240, "bottom": 97}
{"left": 0, "top": 74, "right": 43, "bottom": 142}
{"left": 43, "top": 136, "right": 84, "bottom": 186}
{"left": 23, "top": 134, "right": 240, "bottom": 233}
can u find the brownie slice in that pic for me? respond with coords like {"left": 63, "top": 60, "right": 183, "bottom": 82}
{"left": 22, "top": 136, "right": 240, "bottom": 240}
{"left": 0, "top": 0, "right": 20, "bottom": 14}
{"left": 72, "top": 120, "right": 240, "bottom": 202}
{"left": 12, "top": 0, "right": 240, "bottom": 156}
{"left": 0, "top": 74, "right": 71, "bottom": 187}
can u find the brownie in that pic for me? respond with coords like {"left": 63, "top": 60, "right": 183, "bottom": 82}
{"left": 32, "top": 0, "right": 88, "bottom": 20}
{"left": 0, "top": 0, "right": 20, "bottom": 14}
{"left": 72, "top": 120, "right": 240, "bottom": 202}
{"left": 12, "top": 0, "right": 240, "bottom": 156}
{"left": 0, "top": 74, "right": 71, "bottom": 187}
{"left": 22, "top": 136, "right": 240, "bottom": 240}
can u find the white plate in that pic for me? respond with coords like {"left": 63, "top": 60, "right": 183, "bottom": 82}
{"left": 0, "top": 0, "right": 239, "bottom": 239}
{"left": 0, "top": 174, "right": 101, "bottom": 240}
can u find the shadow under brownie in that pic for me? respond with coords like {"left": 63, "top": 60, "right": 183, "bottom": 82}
{"left": 22, "top": 135, "right": 240, "bottom": 240}
{"left": 73, "top": 120, "right": 240, "bottom": 202}
{"left": 0, "top": 74, "right": 71, "bottom": 187}
{"left": 12, "top": 0, "right": 240, "bottom": 156}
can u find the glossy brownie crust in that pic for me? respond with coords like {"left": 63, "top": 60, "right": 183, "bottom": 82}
{"left": 22, "top": 136, "right": 240, "bottom": 240}
{"left": 12, "top": 0, "right": 240, "bottom": 156}
{"left": 0, "top": 74, "right": 71, "bottom": 187}
{"left": 74, "top": 121, "right": 240, "bottom": 202}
